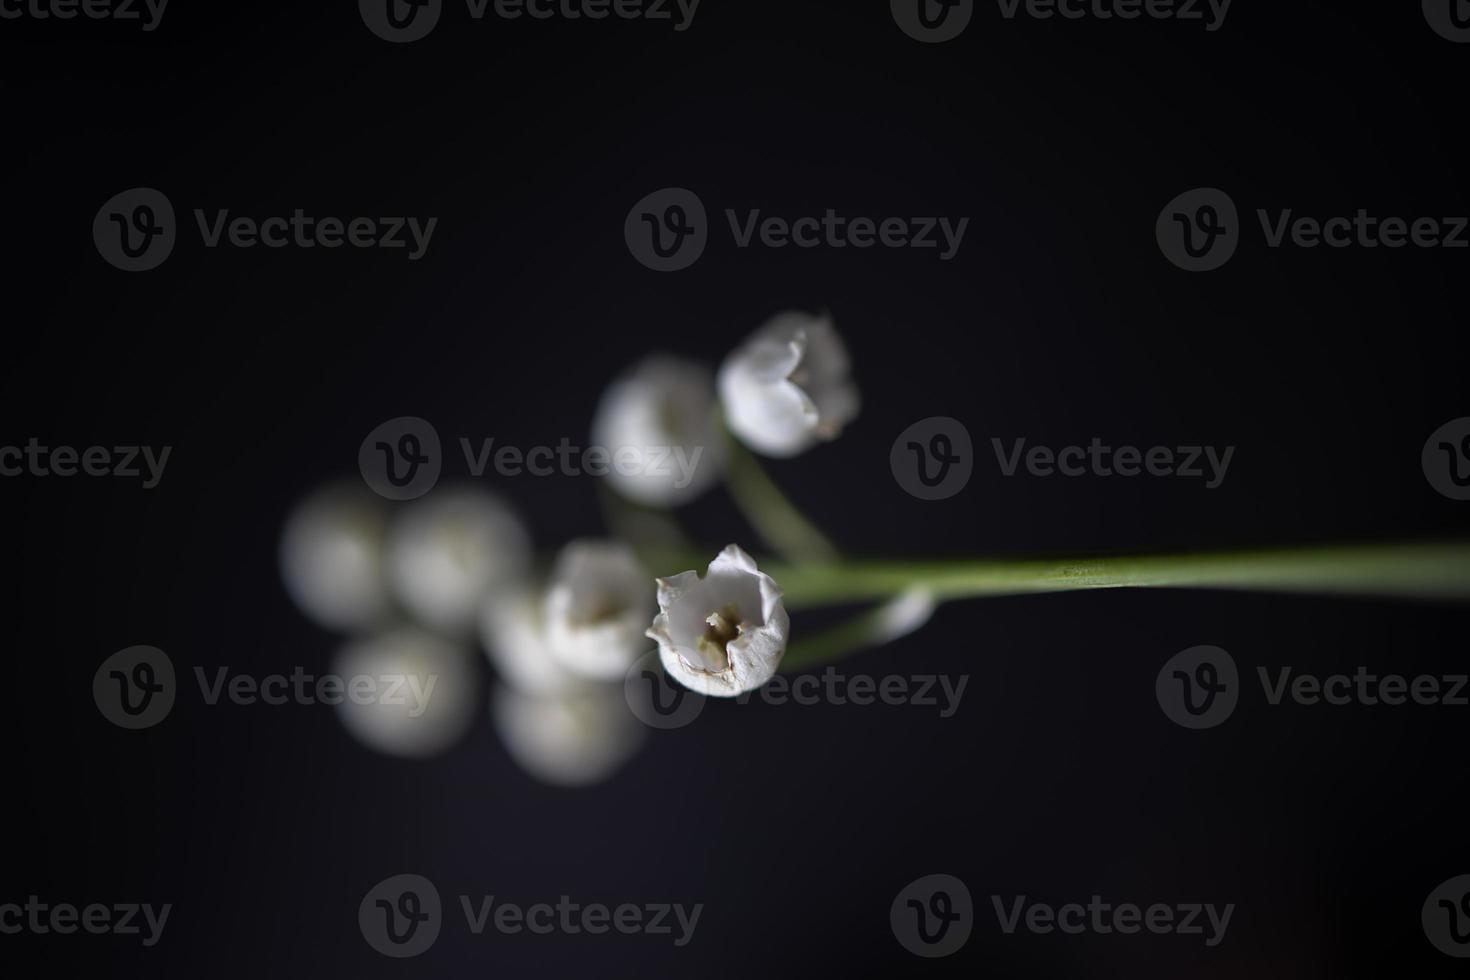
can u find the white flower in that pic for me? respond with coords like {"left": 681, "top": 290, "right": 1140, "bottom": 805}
{"left": 492, "top": 683, "right": 644, "bottom": 787}
{"left": 544, "top": 540, "right": 653, "bottom": 681}
{"left": 386, "top": 485, "right": 531, "bottom": 634}
{"left": 479, "top": 591, "right": 578, "bottom": 695}
{"left": 646, "top": 544, "right": 790, "bottom": 697}
{"left": 592, "top": 355, "right": 725, "bottom": 507}
{"left": 718, "top": 311, "right": 859, "bottom": 458}
{"left": 873, "top": 588, "right": 937, "bottom": 644}
{"left": 332, "top": 628, "right": 479, "bottom": 759}
{"left": 280, "top": 483, "right": 391, "bottom": 633}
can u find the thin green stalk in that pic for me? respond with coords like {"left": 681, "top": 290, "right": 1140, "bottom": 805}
{"left": 722, "top": 437, "right": 838, "bottom": 565}
{"left": 763, "top": 541, "right": 1470, "bottom": 609}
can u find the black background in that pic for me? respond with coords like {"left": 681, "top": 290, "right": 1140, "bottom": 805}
{"left": 2, "top": 0, "right": 1468, "bottom": 976}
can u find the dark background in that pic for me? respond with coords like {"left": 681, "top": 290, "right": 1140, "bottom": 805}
{"left": 2, "top": 0, "right": 1467, "bottom": 976}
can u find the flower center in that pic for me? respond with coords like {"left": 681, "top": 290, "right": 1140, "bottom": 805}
{"left": 695, "top": 603, "right": 741, "bottom": 672}
{"left": 572, "top": 596, "right": 626, "bottom": 627}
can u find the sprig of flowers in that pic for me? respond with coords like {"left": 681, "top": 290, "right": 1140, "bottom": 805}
{"left": 281, "top": 307, "right": 1470, "bottom": 783}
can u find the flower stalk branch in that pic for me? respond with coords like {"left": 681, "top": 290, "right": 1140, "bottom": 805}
{"left": 763, "top": 541, "right": 1470, "bottom": 610}
{"left": 722, "top": 436, "right": 839, "bottom": 565}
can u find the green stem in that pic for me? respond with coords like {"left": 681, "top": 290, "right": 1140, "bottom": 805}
{"left": 723, "top": 437, "right": 838, "bottom": 565}
{"left": 764, "top": 541, "right": 1470, "bottom": 609}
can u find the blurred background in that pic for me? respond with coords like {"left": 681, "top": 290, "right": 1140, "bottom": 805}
{"left": 2, "top": 0, "right": 1468, "bottom": 975}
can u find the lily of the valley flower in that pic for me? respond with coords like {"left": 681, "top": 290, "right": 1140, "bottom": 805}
{"left": 492, "top": 682, "right": 645, "bottom": 787}
{"left": 331, "top": 628, "right": 479, "bottom": 759}
{"left": 280, "top": 484, "right": 391, "bottom": 633}
{"left": 646, "top": 544, "right": 790, "bottom": 696}
{"left": 718, "top": 311, "right": 859, "bottom": 458}
{"left": 592, "top": 355, "right": 726, "bottom": 507}
{"left": 385, "top": 485, "right": 532, "bottom": 635}
{"left": 544, "top": 540, "right": 654, "bottom": 681}
{"left": 480, "top": 591, "right": 578, "bottom": 695}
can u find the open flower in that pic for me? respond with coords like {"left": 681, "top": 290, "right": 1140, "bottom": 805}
{"left": 718, "top": 311, "right": 859, "bottom": 458}
{"left": 646, "top": 544, "right": 789, "bottom": 696}
{"left": 544, "top": 540, "right": 653, "bottom": 681}
{"left": 592, "top": 355, "right": 725, "bottom": 507}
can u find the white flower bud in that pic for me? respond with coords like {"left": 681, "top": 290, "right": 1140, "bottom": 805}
{"left": 492, "top": 683, "right": 644, "bottom": 787}
{"left": 646, "top": 544, "right": 790, "bottom": 696}
{"left": 592, "top": 355, "right": 725, "bottom": 507}
{"left": 479, "top": 590, "right": 578, "bottom": 695}
{"left": 544, "top": 540, "right": 654, "bottom": 681}
{"left": 331, "top": 628, "right": 478, "bottom": 759}
{"left": 718, "top": 311, "right": 859, "bottom": 458}
{"left": 385, "top": 485, "right": 531, "bottom": 635}
{"left": 279, "top": 484, "right": 391, "bottom": 633}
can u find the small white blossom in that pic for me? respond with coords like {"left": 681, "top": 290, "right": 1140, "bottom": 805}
{"left": 873, "top": 588, "right": 937, "bottom": 643}
{"left": 646, "top": 544, "right": 790, "bottom": 697}
{"left": 592, "top": 355, "right": 725, "bottom": 507}
{"left": 280, "top": 484, "right": 391, "bottom": 633}
{"left": 491, "top": 683, "right": 644, "bottom": 787}
{"left": 718, "top": 311, "right": 859, "bottom": 458}
{"left": 386, "top": 485, "right": 531, "bottom": 634}
{"left": 479, "top": 591, "right": 578, "bottom": 695}
{"left": 332, "top": 628, "right": 478, "bottom": 759}
{"left": 544, "top": 540, "right": 653, "bottom": 681}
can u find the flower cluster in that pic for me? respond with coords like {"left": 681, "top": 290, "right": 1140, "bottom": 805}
{"left": 280, "top": 310, "right": 862, "bottom": 784}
